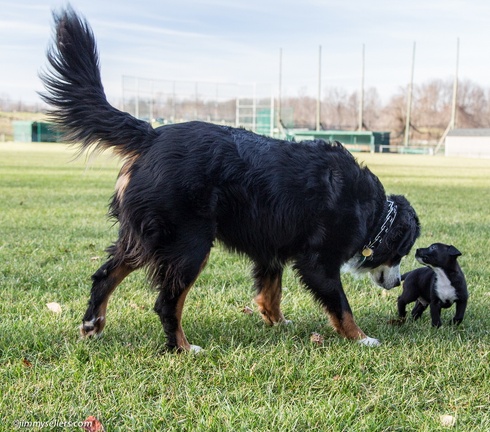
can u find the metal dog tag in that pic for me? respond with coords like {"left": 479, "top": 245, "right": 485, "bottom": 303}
{"left": 362, "top": 248, "right": 373, "bottom": 257}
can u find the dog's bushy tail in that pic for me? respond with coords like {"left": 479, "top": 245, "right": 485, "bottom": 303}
{"left": 39, "top": 6, "right": 157, "bottom": 158}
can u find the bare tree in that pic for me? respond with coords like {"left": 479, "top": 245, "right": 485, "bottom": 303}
{"left": 456, "top": 79, "right": 490, "bottom": 128}
{"left": 3, "top": 78, "right": 490, "bottom": 145}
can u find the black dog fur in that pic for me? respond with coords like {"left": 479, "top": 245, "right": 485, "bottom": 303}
{"left": 40, "top": 7, "right": 420, "bottom": 351}
{"left": 396, "top": 243, "right": 468, "bottom": 327}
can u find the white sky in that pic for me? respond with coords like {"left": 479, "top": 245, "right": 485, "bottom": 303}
{"left": 1, "top": 0, "right": 490, "bottom": 105}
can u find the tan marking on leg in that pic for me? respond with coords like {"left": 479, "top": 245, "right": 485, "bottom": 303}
{"left": 80, "top": 264, "right": 133, "bottom": 337}
{"left": 98, "top": 264, "right": 133, "bottom": 332}
{"left": 255, "top": 274, "right": 287, "bottom": 325}
{"left": 174, "top": 287, "right": 192, "bottom": 351}
{"left": 326, "top": 310, "right": 367, "bottom": 340}
{"left": 174, "top": 253, "right": 210, "bottom": 352}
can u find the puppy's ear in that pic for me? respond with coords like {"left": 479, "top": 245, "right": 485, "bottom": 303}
{"left": 448, "top": 245, "right": 462, "bottom": 257}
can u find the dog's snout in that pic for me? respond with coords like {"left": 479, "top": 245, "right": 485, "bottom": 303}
{"left": 383, "top": 276, "right": 401, "bottom": 290}
{"left": 369, "top": 264, "right": 401, "bottom": 290}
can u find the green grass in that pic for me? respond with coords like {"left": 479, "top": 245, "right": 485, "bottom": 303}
{"left": 1, "top": 143, "right": 489, "bottom": 431}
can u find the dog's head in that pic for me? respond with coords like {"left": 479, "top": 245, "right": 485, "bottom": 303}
{"left": 356, "top": 195, "right": 420, "bottom": 289}
{"left": 415, "top": 243, "right": 461, "bottom": 269}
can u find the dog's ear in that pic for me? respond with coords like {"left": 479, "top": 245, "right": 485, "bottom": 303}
{"left": 448, "top": 245, "right": 462, "bottom": 257}
{"left": 395, "top": 205, "right": 421, "bottom": 257}
{"left": 397, "top": 223, "right": 420, "bottom": 257}
{"left": 397, "top": 231, "right": 415, "bottom": 257}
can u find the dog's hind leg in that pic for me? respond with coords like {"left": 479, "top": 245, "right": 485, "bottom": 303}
{"left": 398, "top": 293, "right": 425, "bottom": 322}
{"left": 411, "top": 299, "right": 428, "bottom": 320}
{"left": 153, "top": 243, "right": 211, "bottom": 352}
{"left": 396, "top": 296, "right": 409, "bottom": 322}
{"left": 253, "top": 264, "right": 290, "bottom": 325}
{"left": 80, "top": 258, "right": 134, "bottom": 338}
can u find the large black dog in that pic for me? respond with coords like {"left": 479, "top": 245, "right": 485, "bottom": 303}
{"left": 41, "top": 8, "right": 420, "bottom": 351}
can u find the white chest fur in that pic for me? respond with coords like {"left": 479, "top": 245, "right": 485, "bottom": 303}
{"left": 433, "top": 268, "right": 458, "bottom": 303}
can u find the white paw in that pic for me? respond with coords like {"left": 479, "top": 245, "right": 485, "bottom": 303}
{"left": 79, "top": 321, "right": 97, "bottom": 339}
{"left": 274, "top": 319, "right": 293, "bottom": 326}
{"left": 189, "top": 344, "right": 204, "bottom": 353}
{"left": 358, "top": 336, "right": 381, "bottom": 347}
{"left": 79, "top": 317, "right": 105, "bottom": 339}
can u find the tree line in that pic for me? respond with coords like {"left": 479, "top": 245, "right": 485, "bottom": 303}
{"left": 2, "top": 78, "right": 489, "bottom": 145}
{"left": 285, "top": 78, "right": 490, "bottom": 144}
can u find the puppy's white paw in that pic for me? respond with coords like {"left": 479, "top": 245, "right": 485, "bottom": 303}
{"left": 358, "top": 336, "right": 381, "bottom": 347}
{"left": 189, "top": 344, "right": 204, "bottom": 354}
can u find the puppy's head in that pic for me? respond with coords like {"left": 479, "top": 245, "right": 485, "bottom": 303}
{"left": 358, "top": 195, "right": 420, "bottom": 289}
{"left": 415, "top": 243, "right": 461, "bottom": 269}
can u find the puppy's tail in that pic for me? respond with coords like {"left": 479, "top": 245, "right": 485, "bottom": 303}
{"left": 39, "top": 6, "right": 157, "bottom": 158}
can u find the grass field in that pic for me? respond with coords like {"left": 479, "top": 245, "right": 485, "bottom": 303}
{"left": 1, "top": 142, "right": 489, "bottom": 431}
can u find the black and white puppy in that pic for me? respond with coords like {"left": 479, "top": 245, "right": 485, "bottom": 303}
{"left": 395, "top": 243, "right": 468, "bottom": 327}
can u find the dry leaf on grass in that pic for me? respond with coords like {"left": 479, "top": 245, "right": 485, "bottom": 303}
{"left": 22, "top": 358, "right": 33, "bottom": 368}
{"left": 310, "top": 332, "right": 324, "bottom": 345}
{"left": 82, "top": 416, "right": 105, "bottom": 432}
{"left": 46, "top": 302, "right": 62, "bottom": 314}
{"left": 440, "top": 414, "right": 456, "bottom": 427}
{"left": 387, "top": 317, "right": 406, "bottom": 326}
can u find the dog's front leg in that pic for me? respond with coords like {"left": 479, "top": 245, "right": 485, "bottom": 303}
{"left": 325, "top": 286, "right": 380, "bottom": 346}
{"left": 450, "top": 299, "right": 467, "bottom": 325}
{"left": 430, "top": 300, "right": 443, "bottom": 327}
{"left": 296, "top": 260, "right": 380, "bottom": 346}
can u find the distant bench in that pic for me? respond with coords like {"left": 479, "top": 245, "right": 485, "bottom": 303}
{"left": 343, "top": 144, "right": 373, "bottom": 153}
{"left": 378, "top": 145, "right": 434, "bottom": 155}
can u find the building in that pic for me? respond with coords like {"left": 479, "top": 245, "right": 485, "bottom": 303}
{"left": 13, "top": 121, "right": 61, "bottom": 143}
{"left": 445, "top": 128, "right": 490, "bottom": 158}
{"left": 285, "top": 130, "right": 390, "bottom": 153}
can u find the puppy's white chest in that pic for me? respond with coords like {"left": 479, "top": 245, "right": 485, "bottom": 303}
{"left": 433, "top": 268, "right": 458, "bottom": 303}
